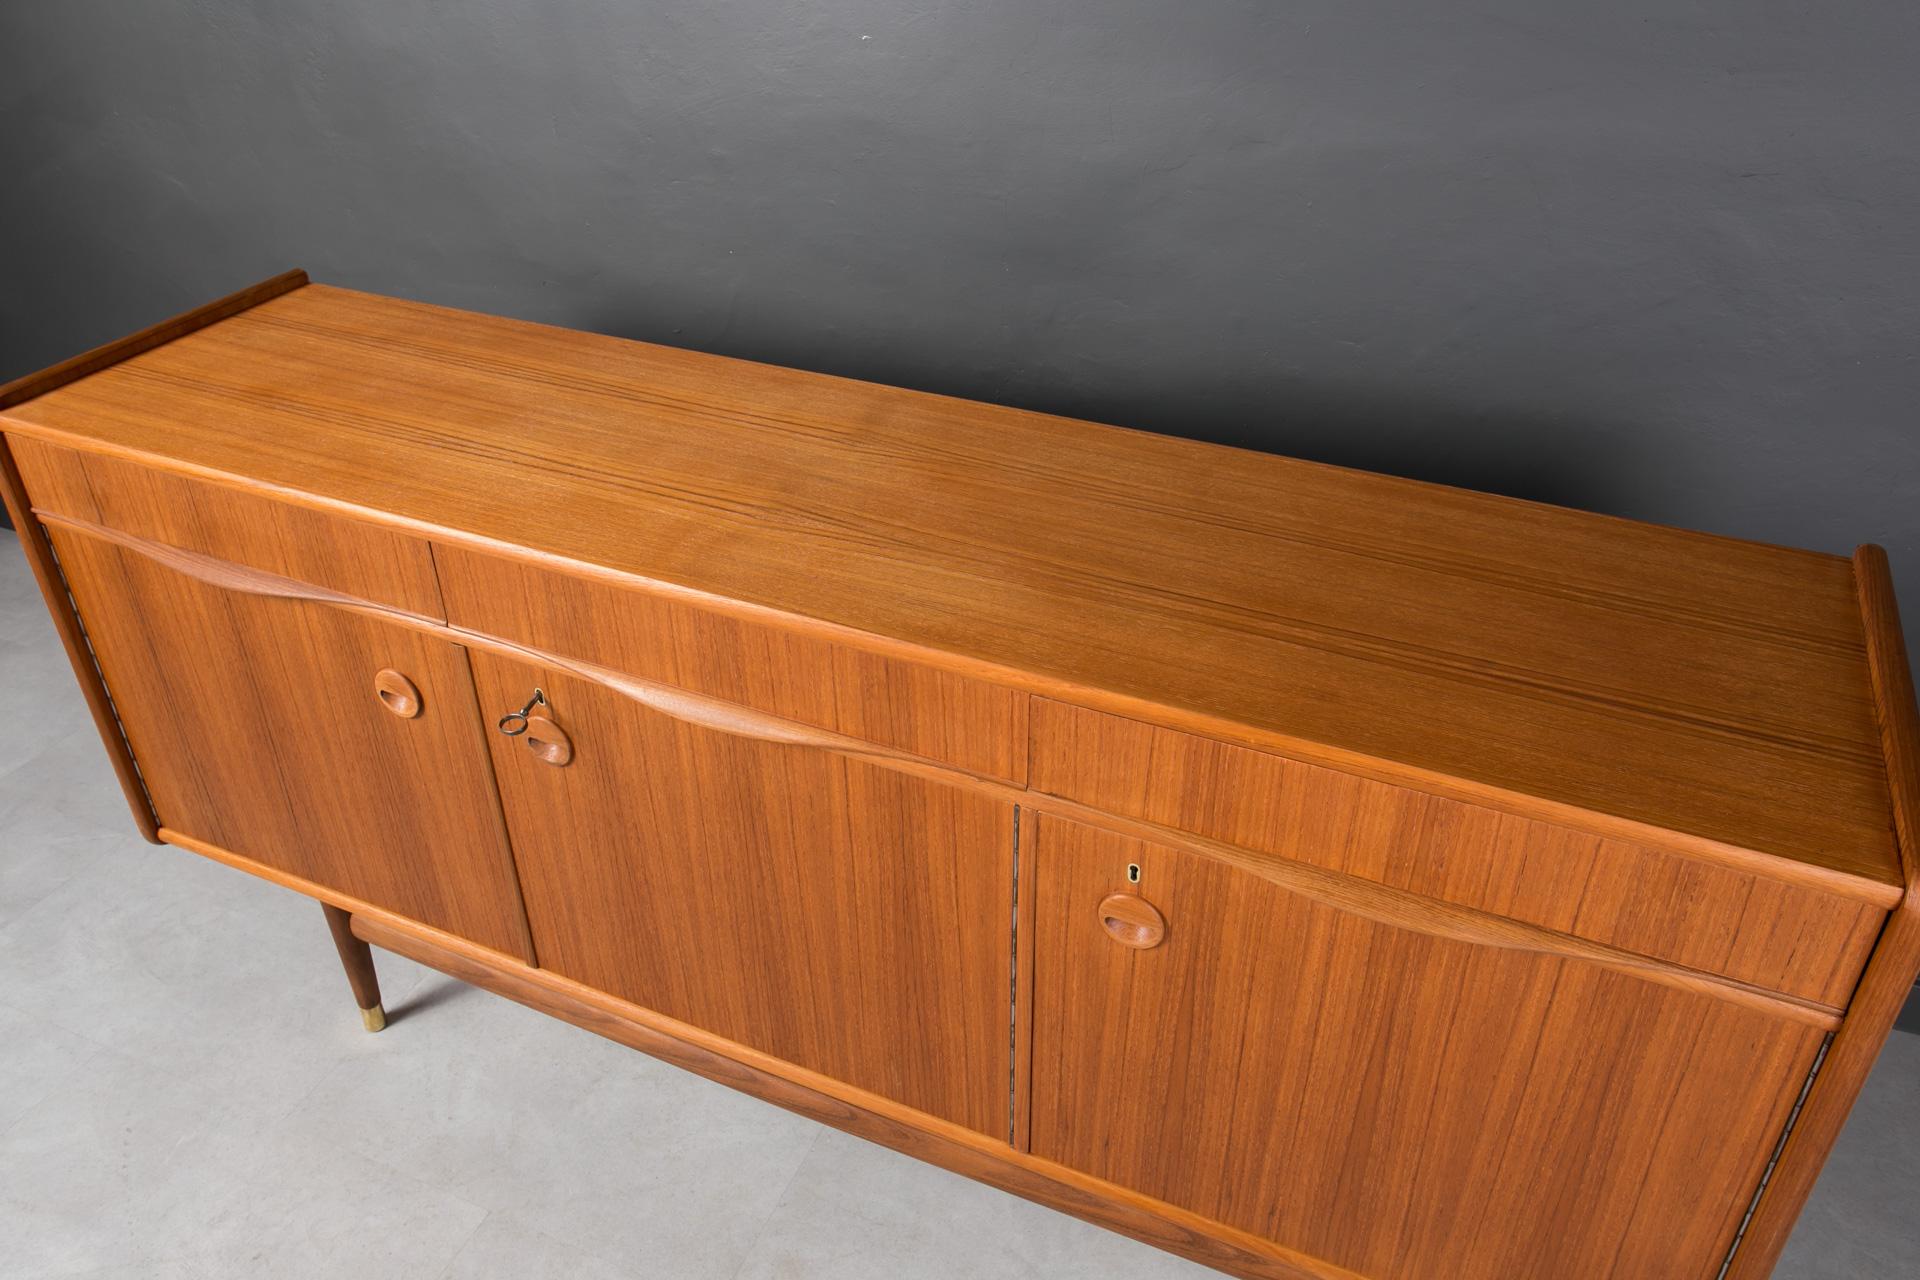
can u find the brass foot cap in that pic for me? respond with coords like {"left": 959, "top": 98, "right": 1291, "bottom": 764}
{"left": 360, "top": 1003, "right": 387, "bottom": 1033}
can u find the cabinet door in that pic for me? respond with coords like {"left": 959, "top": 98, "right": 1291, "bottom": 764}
{"left": 49, "top": 527, "right": 532, "bottom": 959}
{"left": 1027, "top": 814, "right": 1826, "bottom": 1280}
{"left": 466, "top": 650, "right": 1015, "bottom": 1139}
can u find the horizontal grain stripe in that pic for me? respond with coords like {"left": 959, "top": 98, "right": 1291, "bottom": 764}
{"left": 247, "top": 306, "right": 1855, "bottom": 646}
{"left": 46, "top": 511, "right": 1846, "bottom": 1027}
{"left": 246, "top": 309, "right": 1859, "bottom": 653}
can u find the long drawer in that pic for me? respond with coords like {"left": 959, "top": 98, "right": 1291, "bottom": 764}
{"left": 433, "top": 541, "right": 1029, "bottom": 783}
{"left": 10, "top": 436, "right": 445, "bottom": 617}
{"left": 1029, "top": 696, "right": 1882, "bottom": 1008}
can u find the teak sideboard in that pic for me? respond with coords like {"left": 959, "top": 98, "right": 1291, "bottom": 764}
{"left": 4, "top": 271, "right": 1916, "bottom": 1280}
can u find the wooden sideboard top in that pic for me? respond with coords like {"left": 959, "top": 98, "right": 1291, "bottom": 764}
{"left": 0, "top": 279, "right": 1902, "bottom": 900}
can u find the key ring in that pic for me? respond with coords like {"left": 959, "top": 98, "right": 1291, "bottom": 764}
{"left": 498, "top": 688, "right": 547, "bottom": 736}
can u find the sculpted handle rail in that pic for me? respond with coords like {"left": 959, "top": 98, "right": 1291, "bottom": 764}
{"left": 34, "top": 506, "right": 1850, "bottom": 1031}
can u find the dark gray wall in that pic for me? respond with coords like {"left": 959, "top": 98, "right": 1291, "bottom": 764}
{"left": 6, "top": 3, "right": 1918, "bottom": 570}
{"left": 3, "top": 10, "right": 1917, "bottom": 712}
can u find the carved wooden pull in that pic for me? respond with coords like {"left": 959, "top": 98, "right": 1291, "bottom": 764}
{"left": 524, "top": 714, "right": 573, "bottom": 767}
{"left": 373, "top": 669, "right": 422, "bottom": 719}
{"left": 1099, "top": 892, "right": 1166, "bottom": 950}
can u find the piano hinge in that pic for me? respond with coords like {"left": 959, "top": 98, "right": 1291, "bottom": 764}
{"left": 1715, "top": 1033, "right": 1832, "bottom": 1280}
{"left": 1008, "top": 804, "right": 1021, "bottom": 1145}
{"left": 45, "top": 538, "right": 161, "bottom": 825}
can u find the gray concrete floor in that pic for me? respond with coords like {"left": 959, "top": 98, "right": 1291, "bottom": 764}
{"left": 1, "top": 525, "right": 1915, "bottom": 1279}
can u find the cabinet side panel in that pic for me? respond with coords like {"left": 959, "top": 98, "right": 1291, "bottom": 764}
{"left": 1028, "top": 814, "right": 1826, "bottom": 1280}
{"left": 0, "top": 432, "right": 157, "bottom": 840}
{"left": 1724, "top": 546, "right": 1920, "bottom": 1276}
{"left": 1032, "top": 698, "right": 1880, "bottom": 1007}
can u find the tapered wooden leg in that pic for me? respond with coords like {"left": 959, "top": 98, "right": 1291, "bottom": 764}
{"left": 322, "top": 903, "right": 386, "bottom": 1032}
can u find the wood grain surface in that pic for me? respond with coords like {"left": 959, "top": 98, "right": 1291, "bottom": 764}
{"left": 1723, "top": 544, "right": 1920, "bottom": 1277}
{"left": 466, "top": 645, "right": 1016, "bottom": 1137}
{"left": 25, "top": 507, "right": 1857, "bottom": 1030}
{"left": 0, "top": 435, "right": 159, "bottom": 841}
{"left": 1026, "top": 813, "right": 1828, "bottom": 1280}
{"left": 435, "top": 540, "right": 1026, "bottom": 781}
{"left": 46, "top": 522, "right": 534, "bottom": 958}
{"left": 0, "top": 282, "right": 1898, "bottom": 896}
{"left": 0, "top": 269, "right": 307, "bottom": 410}
{"left": 338, "top": 885, "right": 1370, "bottom": 1280}
{"left": 1032, "top": 698, "right": 1885, "bottom": 1002}
{"left": 155, "top": 820, "right": 1356, "bottom": 1278}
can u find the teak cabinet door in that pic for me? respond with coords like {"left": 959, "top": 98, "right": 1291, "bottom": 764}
{"left": 47, "top": 527, "right": 532, "bottom": 958}
{"left": 464, "top": 649, "right": 1015, "bottom": 1139}
{"left": 1027, "top": 814, "right": 1827, "bottom": 1280}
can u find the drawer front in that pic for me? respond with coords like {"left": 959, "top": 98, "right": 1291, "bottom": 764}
{"left": 435, "top": 542, "right": 1028, "bottom": 782}
{"left": 8, "top": 435, "right": 444, "bottom": 617}
{"left": 1028, "top": 813, "right": 1823, "bottom": 1279}
{"left": 1031, "top": 698, "right": 1880, "bottom": 1007}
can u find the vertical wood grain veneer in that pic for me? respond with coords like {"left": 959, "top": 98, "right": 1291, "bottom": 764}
{"left": 45, "top": 523, "right": 535, "bottom": 959}
{"left": 29, "top": 507, "right": 1857, "bottom": 1034}
{"left": 0, "top": 434, "right": 159, "bottom": 841}
{"left": 1026, "top": 813, "right": 1824, "bottom": 1280}
{"left": 19, "top": 508, "right": 1857, "bottom": 1030}
{"left": 341, "top": 899, "right": 1366, "bottom": 1280}
{"left": 464, "top": 645, "right": 1016, "bottom": 1137}
{"left": 1721, "top": 544, "right": 1920, "bottom": 1279}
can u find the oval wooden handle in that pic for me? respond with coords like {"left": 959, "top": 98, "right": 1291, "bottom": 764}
{"left": 1098, "top": 892, "right": 1166, "bottom": 950}
{"left": 524, "top": 714, "right": 573, "bottom": 767}
{"left": 373, "top": 669, "right": 422, "bottom": 719}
